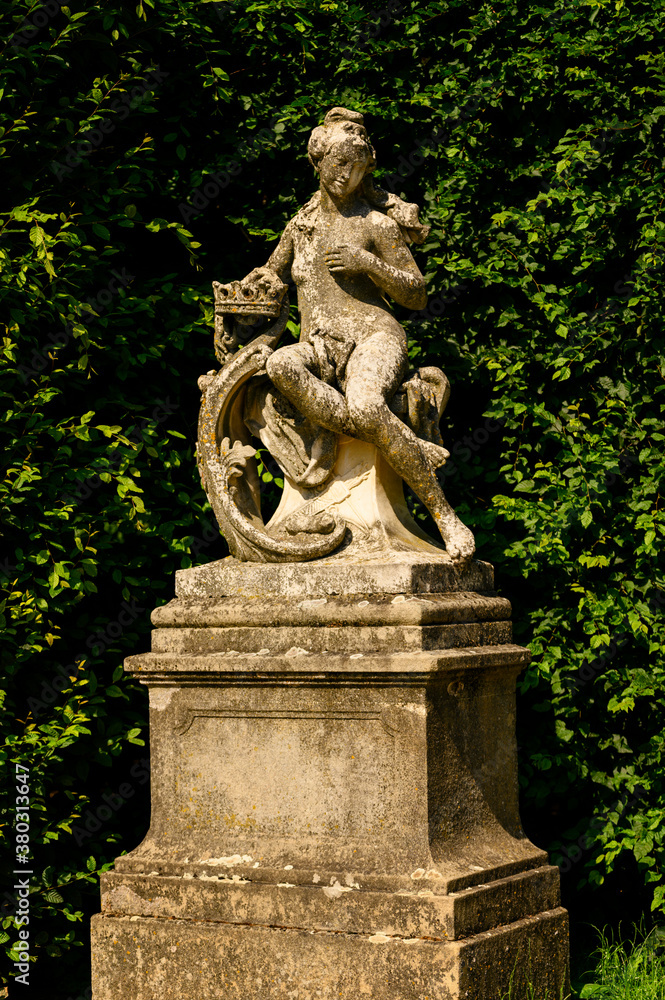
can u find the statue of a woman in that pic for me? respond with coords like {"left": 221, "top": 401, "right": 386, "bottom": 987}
{"left": 257, "top": 107, "right": 474, "bottom": 562}
{"left": 199, "top": 107, "right": 475, "bottom": 564}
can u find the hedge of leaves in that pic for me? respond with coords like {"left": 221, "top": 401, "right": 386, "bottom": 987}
{"left": 1, "top": 0, "right": 664, "bottom": 992}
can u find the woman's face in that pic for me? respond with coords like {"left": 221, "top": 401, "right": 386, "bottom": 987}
{"left": 319, "top": 138, "right": 369, "bottom": 200}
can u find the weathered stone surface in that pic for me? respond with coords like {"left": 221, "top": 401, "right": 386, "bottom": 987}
{"left": 120, "top": 641, "right": 534, "bottom": 879}
{"left": 150, "top": 620, "right": 513, "bottom": 655}
{"left": 175, "top": 554, "right": 494, "bottom": 600}
{"left": 262, "top": 436, "right": 457, "bottom": 561}
{"left": 91, "top": 906, "right": 569, "bottom": 999}
{"left": 99, "top": 864, "right": 561, "bottom": 942}
{"left": 151, "top": 590, "right": 512, "bottom": 629}
{"left": 105, "top": 587, "right": 559, "bottom": 997}
{"left": 91, "top": 570, "right": 569, "bottom": 997}
{"left": 124, "top": 644, "right": 531, "bottom": 689}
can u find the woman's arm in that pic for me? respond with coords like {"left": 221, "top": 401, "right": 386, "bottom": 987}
{"left": 266, "top": 222, "right": 295, "bottom": 284}
{"left": 325, "top": 216, "right": 427, "bottom": 310}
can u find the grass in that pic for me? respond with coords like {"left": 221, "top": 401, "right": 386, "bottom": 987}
{"left": 574, "top": 926, "right": 665, "bottom": 999}
{"left": 501, "top": 925, "right": 665, "bottom": 1000}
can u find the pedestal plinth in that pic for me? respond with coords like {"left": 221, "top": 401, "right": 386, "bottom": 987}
{"left": 90, "top": 557, "right": 569, "bottom": 999}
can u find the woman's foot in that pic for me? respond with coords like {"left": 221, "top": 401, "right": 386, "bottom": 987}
{"left": 435, "top": 513, "right": 475, "bottom": 563}
{"left": 421, "top": 440, "right": 450, "bottom": 469}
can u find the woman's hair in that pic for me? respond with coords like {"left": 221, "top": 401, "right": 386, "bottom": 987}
{"left": 295, "top": 107, "right": 430, "bottom": 246}
{"left": 307, "top": 107, "right": 376, "bottom": 172}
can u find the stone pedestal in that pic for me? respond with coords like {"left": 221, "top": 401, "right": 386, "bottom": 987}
{"left": 266, "top": 435, "right": 452, "bottom": 559}
{"left": 91, "top": 557, "right": 569, "bottom": 999}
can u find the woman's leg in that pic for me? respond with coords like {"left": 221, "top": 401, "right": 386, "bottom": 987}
{"left": 344, "top": 334, "right": 475, "bottom": 562}
{"left": 266, "top": 342, "right": 352, "bottom": 436}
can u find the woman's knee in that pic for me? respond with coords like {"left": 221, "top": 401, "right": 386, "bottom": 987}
{"left": 347, "top": 393, "right": 387, "bottom": 441}
{"left": 266, "top": 346, "right": 300, "bottom": 385}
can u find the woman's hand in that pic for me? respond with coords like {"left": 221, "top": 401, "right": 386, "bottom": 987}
{"left": 324, "top": 243, "right": 376, "bottom": 276}
{"left": 325, "top": 228, "right": 426, "bottom": 310}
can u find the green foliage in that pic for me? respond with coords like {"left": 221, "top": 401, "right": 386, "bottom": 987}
{"left": 1, "top": 0, "right": 664, "bottom": 991}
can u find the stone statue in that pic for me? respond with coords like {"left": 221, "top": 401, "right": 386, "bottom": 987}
{"left": 198, "top": 107, "right": 475, "bottom": 564}
{"left": 94, "top": 115, "right": 568, "bottom": 1000}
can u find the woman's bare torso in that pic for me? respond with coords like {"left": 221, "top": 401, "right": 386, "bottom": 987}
{"left": 290, "top": 206, "right": 405, "bottom": 348}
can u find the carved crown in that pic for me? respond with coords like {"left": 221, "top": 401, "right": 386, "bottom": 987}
{"left": 213, "top": 268, "right": 287, "bottom": 318}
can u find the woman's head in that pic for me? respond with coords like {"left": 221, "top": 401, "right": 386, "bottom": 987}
{"left": 308, "top": 107, "right": 375, "bottom": 197}
{"left": 294, "top": 107, "right": 429, "bottom": 245}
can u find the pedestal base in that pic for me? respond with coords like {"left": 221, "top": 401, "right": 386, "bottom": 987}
{"left": 91, "top": 559, "right": 569, "bottom": 999}
{"left": 92, "top": 904, "right": 568, "bottom": 1000}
